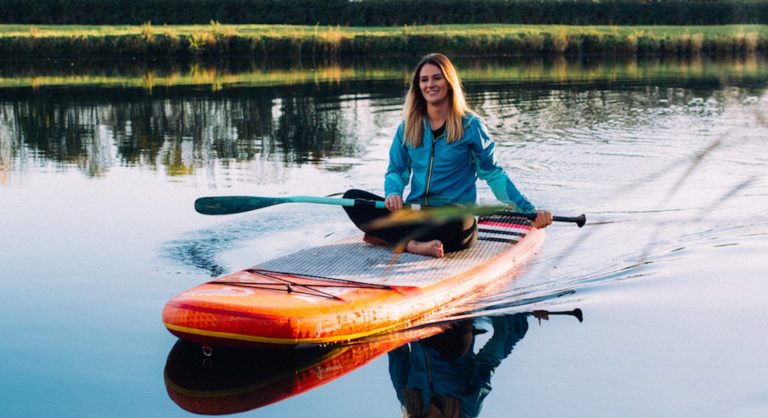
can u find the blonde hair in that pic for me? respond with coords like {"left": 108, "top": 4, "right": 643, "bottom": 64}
{"left": 403, "top": 53, "right": 472, "bottom": 147}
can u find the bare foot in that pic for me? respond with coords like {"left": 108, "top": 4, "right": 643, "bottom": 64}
{"left": 363, "top": 233, "right": 389, "bottom": 246}
{"left": 406, "top": 240, "right": 444, "bottom": 258}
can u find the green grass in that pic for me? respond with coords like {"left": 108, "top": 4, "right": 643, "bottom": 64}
{"left": 3, "top": 23, "right": 767, "bottom": 37}
{"left": 1, "top": 24, "right": 767, "bottom": 58}
{"left": 3, "top": 23, "right": 766, "bottom": 34}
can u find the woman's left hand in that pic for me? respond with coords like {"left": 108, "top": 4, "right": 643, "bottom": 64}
{"left": 532, "top": 210, "right": 553, "bottom": 229}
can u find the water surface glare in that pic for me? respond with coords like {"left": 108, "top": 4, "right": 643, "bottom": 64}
{"left": 1, "top": 56, "right": 767, "bottom": 418}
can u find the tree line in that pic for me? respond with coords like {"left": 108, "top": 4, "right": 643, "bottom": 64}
{"left": 2, "top": 0, "right": 767, "bottom": 26}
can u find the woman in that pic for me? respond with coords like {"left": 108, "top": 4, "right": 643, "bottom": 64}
{"left": 344, "top": 53, "right": 552, "bottom": 258}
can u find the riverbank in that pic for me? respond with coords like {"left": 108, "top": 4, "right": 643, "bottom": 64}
{"left": 1, "top": 24, "right": 767, "bottom": 59}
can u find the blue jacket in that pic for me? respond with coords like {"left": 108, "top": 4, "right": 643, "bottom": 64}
{"left": 384, "top": 113, "right": 536, "bottom": 212}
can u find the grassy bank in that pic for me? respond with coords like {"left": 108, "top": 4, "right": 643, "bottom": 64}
{"left": 1, "top": 24, "right": 767, "bottom": 59}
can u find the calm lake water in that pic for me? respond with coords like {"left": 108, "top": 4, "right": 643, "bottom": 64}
{"left": 1, "top": 55, "right": 767, "bottom": 417}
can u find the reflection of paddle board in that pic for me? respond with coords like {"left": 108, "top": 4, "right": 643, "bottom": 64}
{"left": 163, "top": 213, "right": 543, "bottom": 347}
{"left": 164, "top": 325, "right": 445, "bottom": 415}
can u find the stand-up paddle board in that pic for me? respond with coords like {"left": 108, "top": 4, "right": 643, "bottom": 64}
{"left": 163, "top": 212, "right": 543, "bottom": 348}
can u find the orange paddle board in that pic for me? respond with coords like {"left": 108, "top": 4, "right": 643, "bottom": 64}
{"left": 163, "top": 213, "right": 543, "bottom": 348}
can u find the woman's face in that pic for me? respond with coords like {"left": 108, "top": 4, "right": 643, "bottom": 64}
{"left": 419, "top": 63, "right": 449, "bottom": 106}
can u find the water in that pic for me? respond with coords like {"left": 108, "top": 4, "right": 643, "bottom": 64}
{"left": 1, "top": 56, "right": 767, "bottom": 417}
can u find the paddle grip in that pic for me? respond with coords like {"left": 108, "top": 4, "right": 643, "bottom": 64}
{"left": 353, "top": 198, "right": 385, "bottom": 209}
{"left": 514, "top": 212, "right": 587, "bottom": 228}
{"left": 553, "top": 214, "right": 587, "bottom": 228}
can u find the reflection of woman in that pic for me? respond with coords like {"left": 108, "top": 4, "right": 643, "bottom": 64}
{"left": 344, "top": 53, "right": 552, "bottom": 258}
{"left": 389, "top": 314, "right": 530, "bottom": 418}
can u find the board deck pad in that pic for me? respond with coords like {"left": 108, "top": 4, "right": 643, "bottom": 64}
{"left": 163, "top": 213, "right": 542, "bottom": 347}
{"left": 241, "top": 222, "right": 526, "bottom": 287}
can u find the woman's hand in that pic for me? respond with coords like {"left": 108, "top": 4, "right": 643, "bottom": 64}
{"left": 532, "top": 210, "right": 553, "bottom": 229}
{"left": 384, "top": 195, "right": 403, "bottom": 212}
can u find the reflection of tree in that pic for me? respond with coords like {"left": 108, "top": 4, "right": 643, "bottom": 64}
{"left": 0, "top": 84, "right": 371, "bottom": 178}
{"left": 273, "top": 92, "right": 353, "bottom": 164}
{"left": 0, "top": 106, "right": 14, "bottom": 185}
{"left": 470, "top": 84, "right": 766, "bottom": 146}
{"left": 0, "top": 74, "right": 765, "bottom": 179}
{"left": 5, "top": 100, "right": 98, "bottom": 171}
{"left": 110, "top": 93, "right": 275, "bottom": 175}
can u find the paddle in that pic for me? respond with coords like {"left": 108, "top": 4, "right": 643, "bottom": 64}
{"left": 194, "top": 195, "right": 586, "bottom": 228}
{"left": 532, "top": 308, "right": 584, "bottom": 323}
{"left": 195, "top": 195, "right": 387, "bottom": 215}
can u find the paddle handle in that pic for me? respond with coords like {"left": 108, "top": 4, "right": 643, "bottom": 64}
{"left": 296, "top": 196, "right": 389, "bottom": 208}
{"left": 508, "top": 212, "right": 587, "bottom": 228}
{"left": 313, "top": 197, "right": 406, "bottom": 210}
{"left": 532, "top": 308, "right": 584, "bottom": 322}
{"left": 303, "top": 196, "right": 424, "bottom": 211}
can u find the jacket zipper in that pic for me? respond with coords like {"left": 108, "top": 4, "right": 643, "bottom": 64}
{"left": 424, "top": 136, "right": 437, "bottom": 206}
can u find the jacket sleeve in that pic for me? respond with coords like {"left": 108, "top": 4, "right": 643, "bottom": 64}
{"left": 469, "top": 118, "right": 536, "bottom": 213}
{"left": 384, "top": 122, "right": 411, "bottom": 198}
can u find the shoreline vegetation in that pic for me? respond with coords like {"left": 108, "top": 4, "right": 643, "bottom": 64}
{"left": 1, "top": 24, "right": 767, "bottom": 60}
{"left": 2, "top": 0, "right": 767, "bottom": 26}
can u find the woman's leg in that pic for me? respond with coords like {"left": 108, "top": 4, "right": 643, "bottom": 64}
{"left": 410, "top": 215, "right": 477, "bottom": 254}
{"left": 342, "top": 189, "right": 443, "bottom": 256}
{"left": 342, "top": 189, "right": 412, "bottom": 246}
{"left": 342, "top": 190, "right": 477, "bottom": 257}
